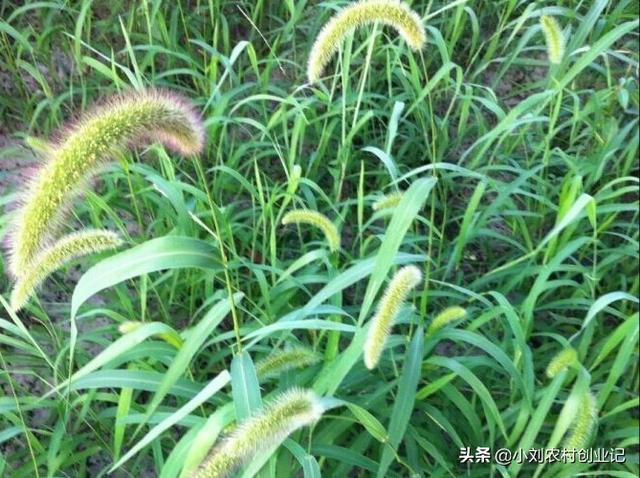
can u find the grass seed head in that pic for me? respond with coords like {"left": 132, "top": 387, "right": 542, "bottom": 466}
{"left": 7, "top": 89, "right": 204, "bottom": 277}
{"left": 10, "top": 229, "right": 122, "bottom": 311}
{"left": 540, "top": 15, "right": 565, "bottom": 65}
{"left": 307, "top": 0, "right": 426, "bottom": 83}
{"left": 427, "top": 306, "right": 467, "bottom": 335}
{"left": 372, "top": 191, "right": 404, "bottom": 211}
{"left": 255, "top": 347, "right": 321, "bottom": 379}
{"left": 546, "top": 347, "right": 578, "bottom": 378}
{"left": 364, "top": 265, "right": 422, "bottom": 369}
{"left": 564, "top": 391, "right": 598, "bottom": 450}
{"left": 281, "top": 209, "right": 341, "bottom": 252}
{"left": 192, "top": 388, "right": 324, "bottom": 478}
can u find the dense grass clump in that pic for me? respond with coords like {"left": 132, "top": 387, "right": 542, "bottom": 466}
{"left": 0, "top": 1, "right": 638, "bottom": 477}
{"left": 7, "top": 89, "right": 203, "bottom": 277}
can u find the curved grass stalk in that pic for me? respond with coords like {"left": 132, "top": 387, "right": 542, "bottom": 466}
{"left": 193, "top": 388, "right": 323, "bottom": 478}
{"left": 427, "top": 306, "right": 467, "bottom": 335}
{"left": 546, "top": 347, "right": 578, "bottom": 378}
{"left": 363, "top": 265, "right": 422, "bottom": 369}
{"left": 281, "top": 209, "right": 340, "bottom": 252}
{"left": 307, "top": 0, "right": 426, "bottom": 83}
{"left": 540, "top": 15, "right": 565, "bottom": 65}
{"left": 564, "top": 391, "right": 597, "bottom": 450}
{"left": 255, "top": 347, "right": 321, "bottom": 379}
{"left": 8, "top": 89, "right": 204, "bottom": 276}
{"left": 10, "top": 230, "right": 122, "bottom": 311}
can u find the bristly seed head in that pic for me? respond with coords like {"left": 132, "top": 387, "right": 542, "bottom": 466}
{"left": 307, "top": 0, "right": 426, "bottom": 83}
{"left": 546, "top": 347, "right": 578, "bottom": 378}
{"left": 372, "top": 191, "right": 404, "bottom": 211}
{"left": 564, "top": 391, "right": 598, "bottom": 450}
{"left": 10, "top": 229, "right": 122, "bottom": 311}
{"left": 540, "top": 15, "right": 565, "bottom": 65}
{"left": 282, "top": 209, "right": 341, "bottom": 252}
{"left": 427, "top": 306, "right": 467, "bottom": 335}
{"left": 363, "top": 265, "right": 422, "bottom": 369}
{"left": 255, "top": 347, "right": 321, "bottom": 380}
{"left": 192, "top": 388, "right": 324, "bottom": 478}
{"left": 7, "top": 89, "right": 205, "bottom": 277}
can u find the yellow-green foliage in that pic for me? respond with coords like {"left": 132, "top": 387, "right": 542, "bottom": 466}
{"left": 282, "top": 209, "right": 341, "bottom": 252}
{"left": 427, "top": 306, "right": 467, "bottom": 335}
{"left": 193, "top": 388, "right": 323, "bottom": 478}
{"left": 372, "top": 191, "right": 403, "bottom": 211}
{"left": 9, "top": 89, "right": 204, "bottom": 276}
{"left": 540, "top": 15, "right": 565, "bottom": 64}
{"left": 564, "top": 391, "right": 598, "bottom": 450}
{"left": 10, "top": 230, "right": 122, "bottom": 310}
{"left": 255, "top": 347, "right": 321, "bottom": 379}
{"left": 546, "top": 347, "right": 578, "bottom": 378}
{"left": 307, "top": 0, "right": 426, "bottom": 83}
{"left": 118, "top": 321, "right": 183, "bottom": 349}
{"left": 364, "top": 265, "right": 422, "bottom": 369}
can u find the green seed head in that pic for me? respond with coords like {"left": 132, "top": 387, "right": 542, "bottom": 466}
{"left": 427, "top": 306, "right": 467, "bottom": 335}
{"left": 287, "top": 164, "right": 303, "bottom": 195}
{"left": 192, "top": 388, "right": 324, "bottom": 478}
{"left": 10, "top": 229, "right": 122, "bottom": 311}
{"left": 372, "top": 191, "right": 404, "bottom": 211}
{"left": 307, "top": 0, "right": 426, "bottom": 83}
{"left": 255, "top": 347, "right": 321, "bottom": 380}
{"left": 564, "top": 391, "right": 598, "bottom": 450}
{"left": 281, "top": 209, "right": 341, "bottom": 252}
{"left": 546, "top": 347, "right": 578, "bottom": 378}
{"left": 364, "top": 265, "right": 422, "bottom": 369}
{"left": 8, "top": 89, "right": 204, "bottom": 277}
{"left": 540, "top": 15, "right": 565, "bottom": 65}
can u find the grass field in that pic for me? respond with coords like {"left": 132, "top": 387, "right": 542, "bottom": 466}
{"left": 0, "top": 0, "right": 638, "bottom": 477}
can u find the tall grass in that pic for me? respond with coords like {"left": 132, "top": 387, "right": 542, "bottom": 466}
{"left": 0, "top": 1, "right": 638, "bottom": 477}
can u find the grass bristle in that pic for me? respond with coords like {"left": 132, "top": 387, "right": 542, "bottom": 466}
{"left": 0, "top": 2, "right": 636, "bottom": 477}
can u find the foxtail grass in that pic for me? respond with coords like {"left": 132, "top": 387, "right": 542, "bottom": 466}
{"left": 7, "top": 89, "right": 204, "bottom": 277}
{"left": 564, "top": 391, "right": 598, "bottom": 450}
{"left": 372, "top": 191, "right": 404, "bottom": 211}
{"left": 427, "top": 306, "right": 467, "bottom": 335}
{"left": 540, "top": 15, "right": 565, "bottom": 65}
{"left": 546, "top": 347, "right": 578, "bottom": 378}
{"left": 363, "top": 265, "right": 422, "bottom": 369}
{"left": 255, "top": 347, "right": 321, "bottom": 379}
{"left": 282, "top": 209, "right": 340, "bottom": 252}
{"left": 307, "top": 0, "right": 426, "bottom": 83}
{"left": 10, "top": 230, "right": 122, "bottom": 310}
{"left": 192, "top": 388, "right": 323, "bottom": 478}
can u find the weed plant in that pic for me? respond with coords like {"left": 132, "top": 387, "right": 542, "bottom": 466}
{"left": 0, "top": 1, "right": 638, "bottom": 477}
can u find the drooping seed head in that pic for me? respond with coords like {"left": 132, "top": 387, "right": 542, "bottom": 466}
{"left": 10, "top": 229, "right": 122, "bottom": 311}
{"left": 546, "top": 347, "right": 578, "bottom": 378}
{"left": 307, "top": 0, "right": 426, "bottom": 83}
{"left": 363, "top": 265, "right": 422, "bottom": 369}
{"left": 564, "top": 391, "right": 598, "bottom": 450}
{"left": 192, "top": 388, "right": 324, "bottom": 478}
{"left": 427, "top": 306, "right": 467, "bottom": 335}
{"left": 7, "top": 89, "right": 204, "bottom": 277}
{"left": 540, "top": 15, "right": 565, "bottom": 65}
{"left": 255, "top": 347, "right": 321, "bottom": 380}
{"left": 281, "top": 209, "right": 341, "bottom": 252}
{"left": 372, "top": 191, "right": 404, "bottom": 211}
